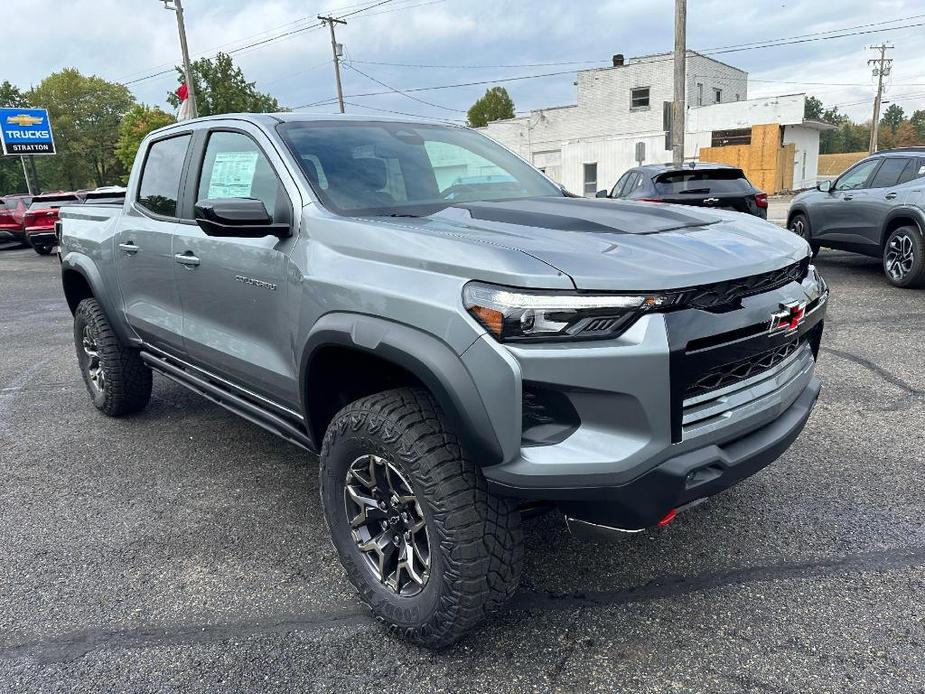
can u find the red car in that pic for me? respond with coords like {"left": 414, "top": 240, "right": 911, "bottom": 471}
{"left": 24, "top": 193, "right": 80, "bottom": 255}
{"left": 0, "top": 194, "right": 32, "bottom": 246}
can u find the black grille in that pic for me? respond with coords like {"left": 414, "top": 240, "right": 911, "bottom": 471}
{"left": 678, "top": 259, "right": 809, "bottom": 312}
{"left": 685, "top": 338, "right": 801, "bottom": 398}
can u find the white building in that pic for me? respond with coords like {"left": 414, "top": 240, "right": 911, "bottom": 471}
{"left": 479, "top": 51, "right": 829, "bottom": 193}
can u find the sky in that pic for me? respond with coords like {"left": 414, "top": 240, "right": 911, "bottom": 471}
{"left": 4, "top": 0, "right": 925, "bottom": 123}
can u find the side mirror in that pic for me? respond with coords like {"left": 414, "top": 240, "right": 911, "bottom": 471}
{"left": 194, "top": 198, "right": 291, "bottom": 238}
{"left": 595, "top": 190, "right": 610, "bottom": 198}
{"left": 817, "top": 180, "right": 833, "bottom": 193}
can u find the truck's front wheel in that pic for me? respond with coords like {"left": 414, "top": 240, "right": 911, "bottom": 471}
{"left": 320, "top": 388, "right": 523, "bottom": 649}
{"left": 74, "top": 298, "right": 152, "bottom": 416}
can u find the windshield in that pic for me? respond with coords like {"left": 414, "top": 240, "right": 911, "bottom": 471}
{"left": 654, "top": 169, "right": 753, "bottom": 195}
{"left": 278, "top": 120, "right": 562, "bottom": 216}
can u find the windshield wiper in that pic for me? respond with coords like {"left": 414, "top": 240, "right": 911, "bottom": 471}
{"left": 389, "top": 213, "right": 422, "bottom": 218}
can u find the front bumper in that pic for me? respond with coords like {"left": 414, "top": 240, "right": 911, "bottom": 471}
{"left": 560, "top": 374, "right": 819, "bottom": 531}
{"left": 474, "top": 268, "right": 826, "bottom": 531}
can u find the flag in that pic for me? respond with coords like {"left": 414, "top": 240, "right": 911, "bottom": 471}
{"left": 176, "top": 83, "right": 192, "bottom": 121}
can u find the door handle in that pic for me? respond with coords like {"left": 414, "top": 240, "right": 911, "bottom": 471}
{"left": 174, "top": 252, "right": 200, "bottom": 267}
{"left": 119, "top": 241, "right": 139, "bottom": 254}
{"left": 885, "top": 192, "right": 898, "bottom": 200}
{"left": 843, "top": 195, "right": 853, "bottom": 200}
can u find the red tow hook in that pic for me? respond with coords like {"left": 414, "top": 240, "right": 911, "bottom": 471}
{"left": 657, "top": 509, "right": 677, "bottom": 527}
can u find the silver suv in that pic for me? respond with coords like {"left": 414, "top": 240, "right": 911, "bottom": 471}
{"left": 788, "top": 148, "right": 925, "bottom": 287}
{"left": 59, "top": 114, "right": 827, "bottom": 648}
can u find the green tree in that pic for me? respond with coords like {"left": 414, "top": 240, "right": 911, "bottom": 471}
{"left": 26, "top": 68, "right": 135, "bottom": 190}
{"left": 911, "top": 110, "right": 925, "bottom": 142}
{"left": 881, "top": 103, "right": 905, "bottom": 134}
{"left": 0, "top": 81, "right": 29, "bottom": 195}
{"left": 166, "top": 52, "right": 281, "bottom": 116}
{"left": 116, "top": 104, "right": 176, "bottom": 170}
{"left": 466, "top": 87, "right": 516, "bottom": 127}
{"left": 804, "top": 95, "right": 824, "bottom": 121}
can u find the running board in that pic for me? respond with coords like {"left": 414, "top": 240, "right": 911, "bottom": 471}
{"left": 140, "top": 352, "right": 315, "bottom": 452}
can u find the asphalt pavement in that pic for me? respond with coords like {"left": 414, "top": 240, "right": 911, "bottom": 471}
{"left": 1, "top": 240, "right": 924, "bottom": 693}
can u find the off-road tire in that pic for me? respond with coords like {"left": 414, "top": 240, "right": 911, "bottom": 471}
{"left": 320, "top": 387, "right": 523, "bottom": 649}
{"left": 74, "top": 298, "right": 152, "bottom": 416}
{"left": 788, "top": 213, "right": 820, "bottom": 257}
{"left": 883, "top": 225, "right": 925, "bottom": 288}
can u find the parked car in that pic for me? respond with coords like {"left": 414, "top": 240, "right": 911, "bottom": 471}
{"left": 598, "top": 163, "right": 768, "bottom": 218}
{"left": 0, "top": 194, "right": 32, "bottom": 245}
{"left": 24, "top": 192, "right": 80, "bottom": 254}
{"left": 788, "top": 147, "right": 925, "bottom": 287}
{"left": 59, "top": 114, "right": 827, "bottom": 648}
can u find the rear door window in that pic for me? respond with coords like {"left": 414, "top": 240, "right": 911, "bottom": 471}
{"left": 654, "top": 169, "right": 752, "bottom": 195}
{"left": 137, "top": 134, "right": 191, "bottom": 217}
{"left": 869, "top": 157, "right": 912, "bottom": 188}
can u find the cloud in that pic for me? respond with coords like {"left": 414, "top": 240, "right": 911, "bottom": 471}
{"left": 5, "top": 0, "right": 925, "bottom": 122}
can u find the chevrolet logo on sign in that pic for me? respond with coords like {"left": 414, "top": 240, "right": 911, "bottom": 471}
{"left": 6, "top": 114, "right": 45, "bottom": 127}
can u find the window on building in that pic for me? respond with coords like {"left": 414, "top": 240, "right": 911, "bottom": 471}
{"left": 137, "top": 134, "right": 191, "bottom": 218}
{"left": 631, "top": 87, "right": 650, "bottom": 109}
{"left": 583, "top": 163, "right": 598, "bottom": 196}
{"left": 696, "top": 83, "right": 703, "bottom": 107}
{"left": 713, "top": 88, "right": 723, "bottom": 103}
{"left": 711, "top": 129, "right": 752, "bottom": 147}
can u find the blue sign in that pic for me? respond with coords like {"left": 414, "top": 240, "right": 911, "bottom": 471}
{"left": 0, "top": 107, "right": 56, "bottom": 156}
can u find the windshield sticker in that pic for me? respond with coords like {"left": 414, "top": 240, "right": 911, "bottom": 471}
{"left": 919, "top": 165, "right": 925, "bottom": 175}
{"left": 207, "top": 151, "right": 259, "bottom": 198}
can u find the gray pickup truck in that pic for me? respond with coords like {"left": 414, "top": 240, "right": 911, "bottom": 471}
{"left": 59, "top": 113, "right": 828, "bottom": 648}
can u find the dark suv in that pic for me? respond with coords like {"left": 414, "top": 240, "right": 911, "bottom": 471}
{"left": 597, "top": 163, "right": 768, "bottom": 218}
{"left": 788, "top": 148, "right": 925, "bottom": 288}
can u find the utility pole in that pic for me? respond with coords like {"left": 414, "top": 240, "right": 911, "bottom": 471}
{"left": 318, "top": 15, "right": 347, "bottom": 113}
{"left": 162, "top": 0, "right": 198, "bottom": 119}
{"left": 868, "top": 43, "right": 893, "bottom": 154}
{"left": 671, "top": 0, "right": 687, "bottom": 166}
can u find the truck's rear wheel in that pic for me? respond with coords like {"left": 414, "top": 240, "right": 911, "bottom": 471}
{"left": 74, "top": 298, "right": 152, "bottom": 416}
{"left": 320, "top": 387, "right": 523, "bottom": 649}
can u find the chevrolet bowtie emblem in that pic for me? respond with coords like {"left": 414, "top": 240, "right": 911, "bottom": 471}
{"left": 6, "top": 114, "right": 44, "bottom": 127}
{"left": 769, "top": 301, "right": 806, "bottom": 335}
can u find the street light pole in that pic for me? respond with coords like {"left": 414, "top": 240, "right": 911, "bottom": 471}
{"left": 163, "top": 0, "right": 198, "bottom": 119}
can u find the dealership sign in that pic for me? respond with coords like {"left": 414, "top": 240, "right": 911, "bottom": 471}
{"left": 0, "top": 108, "right": 56, "bottom": 155}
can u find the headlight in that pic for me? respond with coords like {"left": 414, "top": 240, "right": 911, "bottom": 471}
{"left": 463, "top": 282, "right": 678, "bottom": 342}
{"left": 804, "top": 264, "right": 828, "bottom": 304}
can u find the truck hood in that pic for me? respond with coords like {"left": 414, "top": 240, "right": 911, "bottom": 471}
{"left": 385, "top": 197, "right": 809, "bottom": 291}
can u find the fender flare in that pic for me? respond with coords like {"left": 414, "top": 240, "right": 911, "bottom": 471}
{"left": 60, "top": 252, "right": 134, "bottom": 344}
{"left": 299, "top": 312, "right": 504, "bottom": 466}
{"left": 880, "top": 206, "right": 925, "bottom": 248}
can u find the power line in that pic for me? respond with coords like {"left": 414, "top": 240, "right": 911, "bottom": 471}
{"left": 119, "top": 0, "right": 403, "bottom": 88}
{"left": 343, "top": 63, "right": 466, "bottom": 112}
{"left": 341, "top": 101, "right": 463, "bottom": 122}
